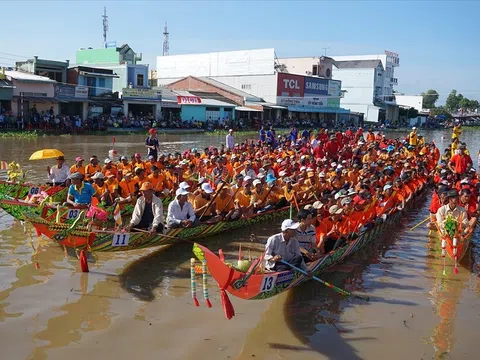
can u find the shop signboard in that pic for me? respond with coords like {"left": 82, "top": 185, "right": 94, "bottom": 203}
{"left": 304, "top": 77, "right": 328, "bottom": 96}
{"left": 276, "top": 73, "right": 304, "bottom": 97}
{"left": 122, "top": 88, "right": 162, "bottom": 101}
{"left": 327, "top": 98, "right": 340, "bottom": 108}
{"left": 276, "top": 96, "right": 303, "bottom": 107}
{"left": 177, "top": 96, "right": 202, "bottom": 104}
{"left": 161, "top": 101, "right": 181, "bottom": 108}
{"left": 277, "top": 96, "right": 329, "bottom": 108}
{"left": 55, "top": 85, "right": 75, "bottom": 98}
{"left": 304, "top": 96, "right": 328, "bottom": 107}
{"left": 328, "top": 80, "right": 341, "bottom": 97}
{"left": 75, "top": 86, "right": 89, "bottom": 98}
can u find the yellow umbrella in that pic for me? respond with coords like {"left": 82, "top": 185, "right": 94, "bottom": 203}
{"left": 29, "top": 149, "right": 65, "bottom": 161}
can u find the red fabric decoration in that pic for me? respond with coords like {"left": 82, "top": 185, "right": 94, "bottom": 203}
{"left": 220, "top": 289, "right": 235, "bottom": 320}
{"left": 80, "top": 250, "right": 89, "bottom": 272}
{"left": 206, "top": 299, "right": 212, "bottom": 308}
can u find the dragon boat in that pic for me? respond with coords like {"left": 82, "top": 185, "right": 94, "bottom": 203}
{"left": 192, "top": 182, "right": 431, "bottom": 308}
{"left": 23, "top": 202, "right": 305, "bottom": 253}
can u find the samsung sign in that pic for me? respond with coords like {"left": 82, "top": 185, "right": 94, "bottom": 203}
{"left": 304, "top": 78, "right": 329, "bottom": 96}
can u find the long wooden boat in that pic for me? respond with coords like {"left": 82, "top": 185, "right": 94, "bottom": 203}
{"left": 0, "top": 180, "right": 66, "bottom": 201}
{"left": 440, "top": 226, "right": 474, "bottom": 273}
{"left": 23, "top": 203, "right": 302, "bottom": 252}
{"left": 193, "top": 184, "right": 431, "bottom": 302}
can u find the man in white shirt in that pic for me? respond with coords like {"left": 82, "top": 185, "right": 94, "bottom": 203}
{"left": 226, "top": 129, "right": 235, "bottom": 149}
{"left": 47, "top": 156, "right": 70, "bottom": 186}
{"left": 126, "top": 182, "right": 164, "bottom": 234}
{"left": 264, "top": 219, "right": 309, "bottom": 272}
{"left": 166, "top": 188, "right": 197, "bottom": 228}
{"left": 436, "top": 189, "right": 470, "bottom": 236}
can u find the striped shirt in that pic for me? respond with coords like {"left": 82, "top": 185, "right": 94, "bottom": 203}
{"left": 296, "top": 225, "right": 317, "bottom": 251}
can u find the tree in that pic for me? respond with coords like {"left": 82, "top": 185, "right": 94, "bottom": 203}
{"left": 470, "top": 99, "right": 479, "bottom": 111}
{"left": 430, "top": 106, "right": 452, "bottom": 120}
{"left": 421, "top": 89, "right": 439, "bottom": 109}
{"left": 399, "top": 107, "right": 419, "bottom": 119}
{"left": 445, "top": 90, "right": 460, "bottom": 112}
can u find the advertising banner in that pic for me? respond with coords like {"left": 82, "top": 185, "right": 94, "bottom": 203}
{"left": 327, "top": 98, "right": 340, "bottom": 108}
{"left": 276, "top": 96, "right": 304, "bottom": 107}
{"left": 328, "top": 80, "right": 341, "bottom": 97}
{"left": 75, "top": 86, "right": 89, "bottom": 98}
{"left": 123, "top": 88, "right": 162, "bottom": 101}
{"left": 177, "top": 96, "right": 202, "bottom": 104}
{"left": 304, "top": 96, "right": 328, "bottom": 107}
{"left": 55, "top": 85, "right": 75, "bottom": 98}
{"left": 277, "top": 73, "right": 304, "bottom": 97}
{"left": 304, "top": 77, "right": 329, "bottom": 96}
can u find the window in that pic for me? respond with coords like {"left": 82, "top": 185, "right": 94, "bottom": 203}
{"left": 99, "top": 78, "right": 106, "bottom": 89}
{"left": 136, "top": 74, "right": 144, "bottom": 87}
{"left": 241, "top": 84, "right": 251, "bottom": 90}
{"left": 312, "top": 65, "right": 318, "bottom": 76}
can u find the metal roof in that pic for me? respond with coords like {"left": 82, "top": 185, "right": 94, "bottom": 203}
{"left": 198, "top": 77, "right": 263, "bottom": 102}
{"left": 5, "top": 70, "right": 56, "bottom": 83}
{"left": 334, "top": 60, "right": 383, "bottom": 70}
{"left": 0, "top": 79, "right": 14, "bottom": 88}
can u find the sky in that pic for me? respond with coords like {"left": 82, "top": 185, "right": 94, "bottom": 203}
{"left": 1, "top": 0, "right": 479, "bottom": 104}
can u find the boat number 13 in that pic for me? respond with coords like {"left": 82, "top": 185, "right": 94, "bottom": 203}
{"left": 260, "top": 275, "right": 277, "bottom": 293}
{"left": 111, "top": 233, "right": 130, "bottom": 247}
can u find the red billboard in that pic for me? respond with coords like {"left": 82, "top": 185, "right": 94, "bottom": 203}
{"left": 277, "top": 73, "right": 305, "bottom": 97}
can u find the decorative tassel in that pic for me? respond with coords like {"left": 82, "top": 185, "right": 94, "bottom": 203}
{"left": 79, "top": 249, "right": 89, "bottom": 272}
{"left": 454, "top": 256, "right": 459, "bottom": 274}
{"left": 442, "top": 256, "right": 446, "bottom": 276}
{"left": 191, "top": 258, "right": 199, "bottom": 307}
{"left": 55, "top": 204, "right": 61, "bottom": 224}
{"left": 441, "top": 239, "right": 446, "bottom": 257}
{"left": 220, "top": 288, "right": 235, "bottom": 320}
{"left": 202, "top": 259, "right": 212, "bottom": 308}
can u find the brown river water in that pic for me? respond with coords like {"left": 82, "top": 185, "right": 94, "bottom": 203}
{"left": 0, "top": 129, "right": 479, "bottom": 360}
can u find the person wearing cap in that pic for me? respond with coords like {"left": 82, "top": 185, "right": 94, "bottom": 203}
{"left": 215, "top": 185, "right": 241, "bottom": 221}
{"left": 234, "top": 177, "right": 255, "bottom": 216}
{"left": 436, "top": 189, "right": 470, "bottom": 235}
{"left": 252, "top": 179, "right": 270, "bottom": 212}
{"left": 91, "top": 172, "right": 113, "bottom": 206}
{"left": 449, "top": 144, "right": 472, "bottom": 177}
{"left": 409, "top": 127, "right": 418, "bottom": 147}
{"left": 70, "top": 157, "right": 85, "bottom": 176}
{"left": 47, "top": 156, "right": 70, "bottom": 186}
{"left": 148, "top": 165, "right": 166, "bottom": 195}
{"left": 102, "top": 158, "right": 118, "bottom": 178}
{"left": 125, "top": 182, "right": 164, "bottom": 234}
{"left": 458, "top": 188, "right": 478, "bottom": 226}
{"left": 427, "top": 185, "right": 450, "bottom": 229}
{"left": 85, "top": 156, "right": 101, "bottom": 182}
{"left": 131, "top": 153, "right": 145, "bottom": 172}
{"left": 296, "top": 209, "right": 320, "bottom": 261}
{"left": 145, "top": 128, "right": 159, "bottom": 161}
{"left": 193, "top": 183, "right": 222, "bottom": 224}
{"left": 105, "top": 171, "right": 119, "bottom": 196}
{"left": 117, "top": 156, "right": 133, "bottom": 179}
{"left": 452, "top": 122, "right": 462, "bottom": 140}
{"left": 319, "top": 204, "right": 348, "bottom": 253}
{"left": 118, "top": 171, "right": 138, "bottom": 203}
{"left": 166, "top": 187, "right": 196, "bottom": 228}
{"left": 226, "top": 129, "right": 235, "bottom": 149}
{"left": 134, "top": 167, "right": 147, "bottom": 189}
{"left": 66, "top": 172, "right": 100, "bottom": 208}
{"left": 264, "top": 219, "right": 309, "bottom": 272}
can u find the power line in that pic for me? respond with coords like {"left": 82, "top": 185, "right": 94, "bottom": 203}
{"left": 0, "top": 51, "right": 30, "bottom": 59}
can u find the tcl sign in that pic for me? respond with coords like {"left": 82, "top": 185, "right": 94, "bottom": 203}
{"left": 277, "top": 73, "right": 304, "bottom": 97}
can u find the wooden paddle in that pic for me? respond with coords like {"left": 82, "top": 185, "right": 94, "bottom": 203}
{"left": 280, "top": 260, "right": 369, "bottom": 301}
{"left": 199, "top": 181, "right": 226, "bottom": 221}
{"left": 409, "top": 216, "right": 430, "bottom": 231}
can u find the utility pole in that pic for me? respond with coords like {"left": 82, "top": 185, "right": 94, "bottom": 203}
{"left": 163, "top": 22, "right": 169, "bottom": 56}
{"left": 102, "top": 7, "right": 109, "bottom": 48}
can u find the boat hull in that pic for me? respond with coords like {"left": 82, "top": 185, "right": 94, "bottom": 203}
{"left": 196, "top": 186, "right": 431, "bottom": 300}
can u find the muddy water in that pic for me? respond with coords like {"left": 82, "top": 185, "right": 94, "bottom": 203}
{"left": 0, "top": 129, "right": 479, "bottom": 360}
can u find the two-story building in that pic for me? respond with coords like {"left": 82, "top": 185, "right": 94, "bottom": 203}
{"left": 74, "top": 44, "right": 160, "bottom": 118}
{"left": 5, "top": 70, "right": 57, "bottom": 119}
{"left": 16, "top": 56, "right": 69, "bottom": 83}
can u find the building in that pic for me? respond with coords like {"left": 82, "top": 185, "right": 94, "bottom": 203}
{"left": 0, "top": 69, "right": 14, "bottom": 112}
{"left": 67, "top": 66, "right": 121, "bottom": 118}
{"left": 16, "top": 56, "right": 69, "bottom": 83}
{"left": 156, "top": 48, "right": 349, "bottom": 125}
{"left": 174, "top": 91, "right": 237, "bottom": 122}
{"left": 75, "top": 44, "right": 160, "bottom": 118}
{"left": 395, "top": 95, "right": 423, "bottom": 112}
{"left": 278, "top": 51, "right": 400, "bottom": 123}
{"left": 5, "top": 70, "right": 58, "bottom": 119}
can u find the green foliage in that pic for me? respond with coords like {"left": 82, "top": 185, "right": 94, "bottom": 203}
{"left": 444, "top": 215, "right": 457, "bottom": 239}
{"left": 445, "top": 90, "right": 479, "bottom": 113}
{"left": 399, "top": 107, "right": 419, "bottom": 119}
{"left": 430, "top": 106, "right": 452, "bottom": 120}
{"left": 421, "top": 89, "right": 439, "bottom": 109}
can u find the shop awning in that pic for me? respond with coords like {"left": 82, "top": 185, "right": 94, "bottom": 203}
{"left": 55, "top": 97, "right": 92, "bottom": 103}
{"left": 79, "top": 71, "right": 119, "bottom": 78}
{"left": 15, "top": 96, "right": 59, "bottom": 103}
{"left": 287, "top": 106, "right": 350, "bottom": 114}
{"left": 235, "top": 106, "right": 263, "bottom": 112}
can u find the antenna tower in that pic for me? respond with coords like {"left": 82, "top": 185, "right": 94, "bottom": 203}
{"left": 163, "top": 22, "right": 169, "bottom": 56}
{"left": 102, "top": 7, "right": 109, "bottom": 48}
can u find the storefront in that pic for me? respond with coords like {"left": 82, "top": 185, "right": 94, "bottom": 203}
{"left": 122, "top": 88, "right": 162, "bottom": 120}
{"left": 161, "top": 100, "right": 181, "bottom": 121}
{"left": 55, "top": 85, "right": 90, "bottom": 119}
{"left": 0, "top": 79, "right": 14, "bottom": 112}
{"left": 178, "top": 95, "right": 236, "bottom": 122}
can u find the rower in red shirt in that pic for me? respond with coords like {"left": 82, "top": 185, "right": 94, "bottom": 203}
{"left": 449, "top": 144, "right": 472, "bottom": 176}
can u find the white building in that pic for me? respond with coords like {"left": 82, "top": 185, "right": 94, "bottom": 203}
{"left": 279, "top": 51, "right": 400, "bottom": 123}
{"left": 395, "top": 95, "right": 423, "bottom": 112}
{"left": 156, "top": 49, "right": 350, "bottom": 124}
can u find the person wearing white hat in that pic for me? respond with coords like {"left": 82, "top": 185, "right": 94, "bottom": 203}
{"left": 91, "top": 172, "right": 113, "bottom": 205}
{"left": 193, "top": 183, "right": 222, "bottom": 224}
{"left": 226, "top": 128, "right": 235, "bottom": 149}
{"left": 166, "top": 188, "right": 196, "bottom": 228}
{"left": 264, "top": 219, "right": 309, "bottom": 272}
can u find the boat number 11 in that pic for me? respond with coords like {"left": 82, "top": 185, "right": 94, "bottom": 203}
{"left": 260, "top": 275, "right": 277, "bottom": 293}
{"left": 111, "top": 233, "right": 130, "bottom": 247}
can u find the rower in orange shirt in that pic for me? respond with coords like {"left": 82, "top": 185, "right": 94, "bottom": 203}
{"left": 118, "top": 171, "right": 138, "bottom": 201}
{"left": 85, "top": 156, "right": 102, "bottom": 182}
{"left": 70, "top": 156, "right": 86, "bottom": 175}
{"left": 102, "top": 158, "right": 118, "bottom": 177}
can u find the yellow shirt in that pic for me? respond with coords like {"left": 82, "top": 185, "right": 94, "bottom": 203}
{"left": 409, "top": 132, "right": 418, "bottom": 146}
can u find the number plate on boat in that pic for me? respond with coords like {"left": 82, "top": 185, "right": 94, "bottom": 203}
{"left": 111, "top": 233, "right": 130, "bottom": 247}
{"left": 67, "top": 209, "right": 80, "bottom": 219}
{"left": 29, "top": 187, "right": 40, "bottom": 195}
{"left": 260, "top": 275, "right": 277, "bottom": 293}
